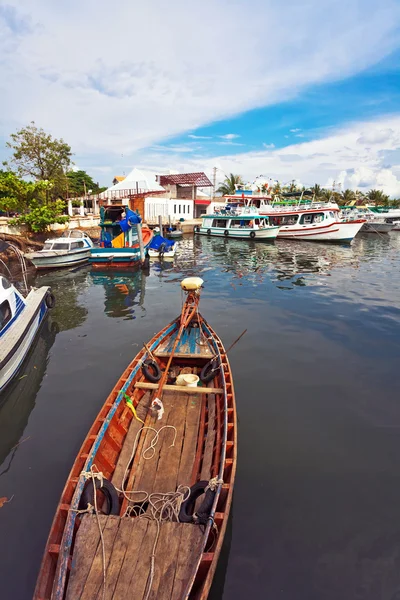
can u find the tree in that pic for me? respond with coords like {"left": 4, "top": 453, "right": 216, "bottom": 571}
{"left": 66, "top": 170, "right": 103, "bottom": 197}
{"left": 4, "top": 122, "right": 72, "bottom": 187}
{"left": 216, "top": 173, "right": 244, "bottom": 196}
{"left": 366, "top": 189, "right": 390, "bottom": 205}
{"left": 340, "top": 189, "right": 356, "bottom": 205}
{"left": 311, "top": 184, "right": 322, "bottom": 198}
{"left": 10, "top": 200, "right": 69, "bottom": 233}
{"left": 0, "top": 171, "right": 50, "bottom": 214}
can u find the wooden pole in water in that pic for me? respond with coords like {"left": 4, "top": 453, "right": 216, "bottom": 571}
{"left": 158, "top": 214, "right": 163, "bottom": 238}
{"left": 137, "top": 222, "right": 145, "bottom": 261}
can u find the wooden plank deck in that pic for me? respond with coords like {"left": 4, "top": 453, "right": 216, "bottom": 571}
{"left": 155, "top": 326, "right": 213, "bottom": 360}
{"left": 66, "top": 386, "right": 204, "bottom": 599}
{"left": 67, "top": 517, "right": 203, "bottom": 600}
{"left": 134, "top": 382, "right": 223, "bottom": 395}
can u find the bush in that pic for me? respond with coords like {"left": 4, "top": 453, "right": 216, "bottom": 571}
{"left": 10, "top": 200, "right": 69, "bottom": 233}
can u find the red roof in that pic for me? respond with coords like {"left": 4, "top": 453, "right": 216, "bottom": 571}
{"left": 158, "top": 172, "right": 212, "bottom": 187}
{"left": 194, "top": 199, "right": 211, "bottom": 205}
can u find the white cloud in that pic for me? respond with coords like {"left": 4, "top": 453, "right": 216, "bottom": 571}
{"left": 0, "top": 0, "right": 399, "bottom": 163}
{"left": 129, "top": 116, "right": 400, "bottom": 197}
{"left": 263, "top": 143, "right": 275, "bottom": 149}
{"left": 188, "top": 134, "right": 212, "bottom": 139}
{"left": 290, "top": 128, "right": 301, "bottom": 133}
{"left": 219, "top": 134, "right": 240, "bottom": 140}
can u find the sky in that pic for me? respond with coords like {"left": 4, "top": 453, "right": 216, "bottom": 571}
{"left": 0, "top": 0, "right": 400, "bottom": 194}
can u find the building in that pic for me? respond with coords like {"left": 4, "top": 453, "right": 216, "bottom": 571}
{"left": 98, "top": 168, "right": 217, "bottom": 223}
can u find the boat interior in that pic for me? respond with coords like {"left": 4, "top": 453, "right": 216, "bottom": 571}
{"left": 53, "top": 309, "right": 235, "bottom": 600}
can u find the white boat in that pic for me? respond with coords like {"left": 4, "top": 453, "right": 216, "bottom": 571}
{"left": 0, "top": 275, "right": 54, "bottom": 392}
{"left": 341, "top": 206, "right": 395, "bottom": 234}
{"left": 225, "top": 192, "right": 365, "bottom": 243}
{"left": 148, "top": 236, "right": 177, "bottom": 260}
{"left": 194, "top": 206, "right": 279, "bottom": 240}
{"left": 25, "top": 230, "right": 94, "bottom": 269}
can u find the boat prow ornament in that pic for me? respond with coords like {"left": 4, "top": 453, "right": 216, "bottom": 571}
{"left": 181, "top": 276, "right": 204, "bottom": 291}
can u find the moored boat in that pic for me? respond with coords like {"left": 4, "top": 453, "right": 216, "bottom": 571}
{"left": 24, "top": 230, "right": 94, "bottom": 269}
{"left": 34, "top": 277, "right": 236, "bottom": 600}
{"left": 148, "top": 234, "right": 176, "bottom": 260}
{"left": 341, "top": 206, "right": 395, "bottom": 234}
{"left": 90, "top": 205, "right": 153, "bottom": 269}
{"left": 194, "top": 205, "right": 279, "bottom": 240}
{"left": 0, "top": 274, "right": 54, "bottom": 392}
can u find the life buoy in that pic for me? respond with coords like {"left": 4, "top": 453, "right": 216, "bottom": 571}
{"left": 142, "top": 359, "right": 162, "bottom": 383}
{"left": 224, "top": 230, "right": 229, "bottom": 237}
{"left": 79, "top": 478, "right": 120, "bottom": 515}
{"left": 249, "top": 231, "right": 256, "bottom": 239}
{"left": 207, "top": 229, "right": 211, "bottom": 236}
{"left": 45, "top": 292, "right": 56, "bottom": 309}
{"left": 179, "top": 480, "right": 215, "bottom": 524}
{"left": 200, "top": 358, "right": 218, "bottom": 384}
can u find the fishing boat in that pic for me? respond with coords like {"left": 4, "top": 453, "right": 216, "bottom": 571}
{"left": 225, "top": 191, "right": 365, "bottom": 243}
{"left": 24, "top": 230, "right": 94, "bottom": 269}
{"left": 0, "top": 273, "right": 54, "bottom": 392}
{"left": 194, "top": 205, "right": 279, "bottom": 240}
{"left": 34, "top": 277, "right": 236, "bottom": 600}
{"left": 90, "top": 205, "right": 153, "bottom": 269}
{"left": 340, "top": 206, "right": 395, "bottom": 234}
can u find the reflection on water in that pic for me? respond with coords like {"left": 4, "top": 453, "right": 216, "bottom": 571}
{"left": 0, "top": 317, "right": 58, "bottom": 470}
{"left": 1, "top": 233, "right": 400, "bottom": 600}
{"left": 90, "top": 269, "right": 148, "bottom": 319}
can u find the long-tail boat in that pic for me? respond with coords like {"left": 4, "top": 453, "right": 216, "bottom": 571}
{"left": 34, "top": 277, "right": 236, "bottom": 600}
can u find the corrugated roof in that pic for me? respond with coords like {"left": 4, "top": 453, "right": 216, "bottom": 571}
{"left": 158, "top": 172, "right": 212, "bottom": 187}
{"left": 113, "top": 176, "right": 126, "bottom": 182}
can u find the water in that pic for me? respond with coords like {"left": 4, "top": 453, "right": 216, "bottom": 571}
{"left": 1, "top": 233, "right": 400, "bottom": 600}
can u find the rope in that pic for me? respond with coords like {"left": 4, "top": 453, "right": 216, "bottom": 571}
{"left": 205, "top": 477, "right": 224, "bottom": 492}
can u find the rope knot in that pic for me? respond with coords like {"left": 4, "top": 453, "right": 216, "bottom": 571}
{"left": 205, "top": 477, "right": 223, "bottom": 492}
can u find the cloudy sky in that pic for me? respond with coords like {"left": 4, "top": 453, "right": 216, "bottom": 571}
{"left": 1, "top": 0, "right": 400, "bottom": 194}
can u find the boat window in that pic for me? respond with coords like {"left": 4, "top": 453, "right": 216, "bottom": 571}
{"left": 43, "top": 243, "right": 53, "bottom": 250}
{"left": 174, "top": 204, "right": 176, "bottom": 214}
{"left": 299, "top": 212, "right": 325, "bottom": 224}
{"left": 329, "top": 211, "right": 335, "bottom": 218}
{"left": 52, "top": 242, "right": 70, "bottom": 250}
{"left": 255, "top": 218, "right": 260, "bottom": 225}
{"left": 0, "top": 300, "right": 12, "bottom": 331}
{"left": 212, "top": 219, "right": 228, "bottom": 228}
{"left": 0, "top": 277, "right": 12, "bottom": 289}
{"left": 71, "top": 241, "right": 84, "bottom": 249}
{"left": 273, "top": 215, "right": 299, "bottom": 226}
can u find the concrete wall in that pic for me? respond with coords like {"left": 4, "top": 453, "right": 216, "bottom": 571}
{"left": 0, "top": 216, "right": 99, "bottom": 236}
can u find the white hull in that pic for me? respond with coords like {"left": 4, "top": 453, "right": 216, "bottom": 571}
{"left": 0, "top": 288, "right": 49, "bottom": 392}
{"left": 26, "top": 248, "right": 91, "bottom": 269}
{"left": 197, "top": 226, "right": 279, "bottom": 240}
{"left": 361, "top": 222, "right": 395, "bottom": 234}
{"left": 148, "top": 247, "right": 176, "bottom": 260}
{"left": 274, "top": 220, "right": 364, "bottom": 242}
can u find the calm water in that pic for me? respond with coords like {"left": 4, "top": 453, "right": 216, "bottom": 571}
{"left": 1, "top": 233, "right": 400, "bottom": 600}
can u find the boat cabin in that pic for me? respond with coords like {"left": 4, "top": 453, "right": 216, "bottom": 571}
{"left": 0, "top": 276, "right": 25, "bottom": 337}
{"left": 269, "top": 210, "right": 338, "bottom": 227}
{"left": 42, "top": 230, "right": 92, "bottom": 252}
{"left": 202, "top": 214, "right": 270, "bottom": 230}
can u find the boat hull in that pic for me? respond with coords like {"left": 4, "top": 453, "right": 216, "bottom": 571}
{"left": 275, "top": 220, "right": 365, "bottom": 242}
{"left": 361, "top": 222, "right": 395, "bottom": 234}
{"left": 34, "top": 307, "right": 236, "bottom": 600}
{"left": 25, "top": 248, "right": 92, "bottom": 269}
{"left": 148, "top": 247, "right": 176, "bottom": 260}
{"left": 0, "top": 287, "right": 50, "bottom": 392}
{"left": 196, "top": 225, "right": 279, "bottom": 240}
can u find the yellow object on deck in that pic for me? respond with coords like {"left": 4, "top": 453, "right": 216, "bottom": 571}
{"left": 112, "top": 232, "right": 125, "bottom": 248}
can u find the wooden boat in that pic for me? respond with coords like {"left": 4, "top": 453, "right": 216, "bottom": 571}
{"left": 34, "top": 277, "right": 236, "bottom": 600}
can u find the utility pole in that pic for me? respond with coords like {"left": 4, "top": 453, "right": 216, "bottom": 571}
{"left": 212, "top": 166, "right": 217, "bottom": 200}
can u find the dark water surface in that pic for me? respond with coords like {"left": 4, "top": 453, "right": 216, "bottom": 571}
{"left": 1, "top": 233, "right": 400, "bottom": 600}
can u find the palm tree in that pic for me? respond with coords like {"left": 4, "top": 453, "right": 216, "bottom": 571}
{"left": 341, "top": 189, "right": 356, "bottom": 205}
{"left": 216, "top": 173, "right": 244, "bottom": 196}
{"left": 366, "top": 189, "right": 390, "bottom": 205}
{"left": 311, "top": 184, "right": 322, "bottom": 198}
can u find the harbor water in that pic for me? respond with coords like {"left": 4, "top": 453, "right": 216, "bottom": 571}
{"left": 1, "top": 233, "right": 400, "bottom": 600}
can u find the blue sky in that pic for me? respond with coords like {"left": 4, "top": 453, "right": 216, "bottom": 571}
{"left": 0, "top": 0, "right": 400, "bottom": 194}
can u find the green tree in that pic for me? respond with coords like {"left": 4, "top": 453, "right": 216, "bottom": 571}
{"left": 10, "top": 199, "right": 69, "bottom": 233}
{"left": 216, "top": 173, "right": 244, "bottom": 196}
{"left": 4, "top": 122, "right": 72, "bottom": 191}
{"left": 341, "top": 189, "right": 356, "bottom": 205}
{"left": 66, "top": 170, "right": 103, "bottom": 197}
{"left": 366, "top": 189, "right": 390, "bottom": 205}
{"left": 311, "top": 184, "right": 322, "bottom": 198}
{"left": 0, "top": 171, "right": 50, "bottom": 214}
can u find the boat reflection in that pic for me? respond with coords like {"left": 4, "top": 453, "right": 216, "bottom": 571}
{"left": 0, "top": 317, "right": 58, "bottom": 470}
{"left": 90, "top": 269, "right": 148, "bottom": 319}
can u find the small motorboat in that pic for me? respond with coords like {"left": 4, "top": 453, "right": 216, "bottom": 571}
{"left": 0, "top": 274, "right": 54, "bottom": 392}
{"left": 34, "top": 277, "right": 236, "bottom": 600}
{"left": 24, "top": 230, "right": 94, "bottom": 269}
{"left": 148, "top": 234, "right": 176, "bottom": 260}
{"left": 166, "top": 226, "right": 183, "bottom": 239}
